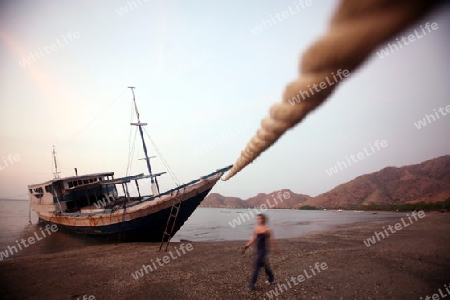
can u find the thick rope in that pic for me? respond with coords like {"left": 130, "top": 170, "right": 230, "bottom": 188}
{"left": 223, "top": 0, "right": 441, "bottom": 181}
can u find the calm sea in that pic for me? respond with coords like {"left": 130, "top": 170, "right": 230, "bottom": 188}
{"left": 0, "top": 199, "right": 402, "bottom": 260}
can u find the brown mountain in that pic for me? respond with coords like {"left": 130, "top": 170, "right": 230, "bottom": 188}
{"left": 201, "top": 155, "right": 449, "bottom": 209}
{"left": 199, "top": 193, "right": 247, "bottom": 208}
{"left": 200, "top": 189, "right": 309, "bottom": 209}
{"left": 245, "top": 189, "right": 309, "bottom": 209}
{"left": 303, "top": 155, "right": 450, "bottom": 208}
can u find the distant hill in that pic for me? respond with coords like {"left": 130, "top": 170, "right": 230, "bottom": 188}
{"left": 200, "top": 189, "right": 309, "bottom": 209}
{"left": 302, "top": 155, "right": 450, "bottom": 208}
{"left": 202, "top": 155, "right": 450, "bottom": 209}
{"left": 200, "top": 193, "right": 247, "bottom": 208}
{"left": 245, "top": 189, "right": 310, "bottom": 209}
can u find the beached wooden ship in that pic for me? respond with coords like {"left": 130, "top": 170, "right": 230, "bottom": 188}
{"left": 27, "top": 87, "right": 231, "bottom": 246}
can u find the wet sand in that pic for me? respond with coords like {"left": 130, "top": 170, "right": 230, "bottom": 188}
{"left": 0, "top": 212, "right": 449, "bottom": 300}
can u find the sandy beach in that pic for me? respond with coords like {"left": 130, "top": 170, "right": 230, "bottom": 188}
{"left": 0, "top": 212, "right": 449, "bottom": 300}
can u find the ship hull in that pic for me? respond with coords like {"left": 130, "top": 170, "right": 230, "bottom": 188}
{"left": 37, "top": 188, "right": 211, "bottom": 241}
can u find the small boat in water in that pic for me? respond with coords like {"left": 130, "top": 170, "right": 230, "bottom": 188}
{"left": 28, "top": 87, "right": 230, "bottom": 246}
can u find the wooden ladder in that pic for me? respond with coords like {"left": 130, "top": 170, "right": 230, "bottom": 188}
{"left": 159, "top": 191, "right": 183, "bottom": 251}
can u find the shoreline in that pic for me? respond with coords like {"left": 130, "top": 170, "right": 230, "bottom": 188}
{"left": 0, "top": 209, "right": 406, "bottom": 261}
{"left": 0, "top": 212, "right": 449, "bottom": 299}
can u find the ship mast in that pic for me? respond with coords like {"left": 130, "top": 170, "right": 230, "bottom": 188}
{"left": 128, "top": 87, "right": 160, "bottom": 195}
{"left": 52, "top": 145, "right": 61, "bottom": 179}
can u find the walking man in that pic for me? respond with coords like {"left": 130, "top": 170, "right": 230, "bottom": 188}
{"left": 244, "top": 213, "right": 280, "bottom": 291}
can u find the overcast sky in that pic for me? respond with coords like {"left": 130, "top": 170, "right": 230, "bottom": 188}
{"left": 1, "top": 0, "right": 449, "bottom": 200}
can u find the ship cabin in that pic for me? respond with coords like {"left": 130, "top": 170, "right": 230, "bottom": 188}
{"left": 28, "top": 172, "right": 118, "bottom": 213}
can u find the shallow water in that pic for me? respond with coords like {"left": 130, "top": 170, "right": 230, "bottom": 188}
{"left": 0, "top": 199, "right": 402, "bottom": 260}
{"left": 176, "top": 207, "right": 402, "bottom": 241}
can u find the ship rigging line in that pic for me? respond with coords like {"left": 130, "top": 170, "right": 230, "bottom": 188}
{"left": 60, "top": 88, "right": 128, "bottom": 148}
{"left": 126, "top": 103, "right": 139, "bottom": 176}
{"left": 143, "top": 127, "right": 181, "bottom": 187}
